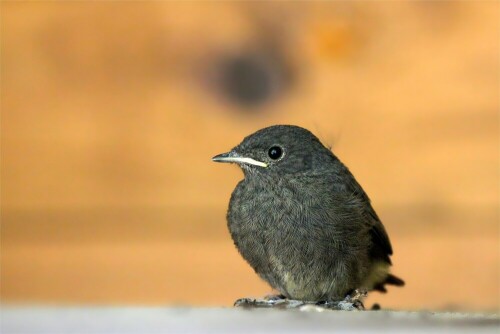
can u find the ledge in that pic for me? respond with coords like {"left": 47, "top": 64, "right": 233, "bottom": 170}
{"left": 2, "top": 306, "right": 498, "bottom": 333}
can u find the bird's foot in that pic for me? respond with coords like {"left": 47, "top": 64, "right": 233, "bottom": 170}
{"left": 234, "top": 295, "right": 311, "bottom": 309}
{"left": 234, "top": 289, "right": 368, "bottom": 311}
{"left": 316, "top": 289, "right": 368, "bottom": 311}
{"left": 264, "top": 294, "right": 286, "bottom": 302}
{"left": 234, "top": 296, "right": 289, "bottom": 308}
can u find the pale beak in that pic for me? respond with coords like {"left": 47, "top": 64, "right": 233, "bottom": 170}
{"left": 212, "top": 151, "right": 268, "bottom": 168}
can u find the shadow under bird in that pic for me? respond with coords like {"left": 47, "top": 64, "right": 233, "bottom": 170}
{"left": 212, "top": 125, "right": 404, "bottom": 309}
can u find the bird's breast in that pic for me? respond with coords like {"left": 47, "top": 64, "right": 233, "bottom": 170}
{"left": 227, "top": 178, "right": 326, "bottom": 265}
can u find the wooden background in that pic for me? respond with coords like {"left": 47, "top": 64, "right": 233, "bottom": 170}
{"left": 2, "top": 2, "right": 499, "bottom": 311}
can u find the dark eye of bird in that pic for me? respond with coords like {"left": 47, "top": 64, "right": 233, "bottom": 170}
{"left": 268, "top": 146, "right": 283, "bottom": 160}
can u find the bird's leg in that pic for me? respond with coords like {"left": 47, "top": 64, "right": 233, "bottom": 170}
{"left": 264, "top": 293, "right": 286, "bottom": 302}
{"left": 234, "top": 294, "right": 310, "bottom": 308}
{"left": 234, "top": 290, "right": 368, "bottom": 310}
{"left": 234, "top": 295, "right": 287, "bottom": 308}
{"left": 344, "top": 288, "right": 367, "bottom": 310}
{"left": 316, "top": 289, "right": 368, "bottom": 311}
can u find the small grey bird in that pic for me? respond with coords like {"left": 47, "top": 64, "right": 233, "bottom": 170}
{"left": 213, "top": 125, "right": 404, "bottom": 308}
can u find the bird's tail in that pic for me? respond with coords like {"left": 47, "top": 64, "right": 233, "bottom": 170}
{"left": 372, "top": 274, "right": 405, "bottom": 293}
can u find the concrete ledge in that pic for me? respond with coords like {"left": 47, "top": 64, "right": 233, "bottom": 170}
{"left": 1, "top": 307, "right": 498, "bottom": 333}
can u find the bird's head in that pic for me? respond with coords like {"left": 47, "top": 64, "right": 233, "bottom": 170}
{"left": 212, "top": 125, "right": 335, "bottom": 177}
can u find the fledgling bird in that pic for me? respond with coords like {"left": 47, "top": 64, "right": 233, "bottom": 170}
{"left": 213, "top": 125, "right": 404, "bottom": 308}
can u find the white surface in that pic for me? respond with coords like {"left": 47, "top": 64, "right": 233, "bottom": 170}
{"left": 1, "top": 307, "right": 498, "bottom": 334}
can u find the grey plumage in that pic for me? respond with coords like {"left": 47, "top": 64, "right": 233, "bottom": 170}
{"left": 213, "top": 125, "right": 404, "bottom": 302}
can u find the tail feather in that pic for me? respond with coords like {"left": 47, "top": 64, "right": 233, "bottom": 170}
{"left": 372, "top": 274, "right": 405, "bottom": 293}
{"left": 386, "top": 274, "right": 405, "bottom": 286}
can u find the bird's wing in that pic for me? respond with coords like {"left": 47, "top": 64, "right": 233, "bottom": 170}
{"left": 365, "top": 205, "right": 393, "bottom": 264}
{"left": 344, "top": 178, "right": 394, "bottom": 264}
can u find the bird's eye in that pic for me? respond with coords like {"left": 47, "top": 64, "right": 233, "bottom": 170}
{"left": 268, "top": 146, "right": 283, "bottom": 160}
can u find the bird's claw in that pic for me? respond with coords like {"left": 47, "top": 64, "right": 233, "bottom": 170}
{"left": 316, "top": 289, "right": 367, "bottom": 311}
{"left": 234, "top": 290, "right": 367, "bottom": 311}
{"left": 234, "top": 297, "right": 287, "bottom": 308}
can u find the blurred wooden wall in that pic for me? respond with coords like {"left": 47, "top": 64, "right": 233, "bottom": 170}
{"left": 2, "top": 2, "right": 499, "bottom": 311}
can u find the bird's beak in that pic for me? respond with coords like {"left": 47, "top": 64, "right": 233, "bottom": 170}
{"left": 212, "top": 151, "right": 268, "bottom": 168}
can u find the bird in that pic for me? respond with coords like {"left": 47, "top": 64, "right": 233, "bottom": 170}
{"left": 212, "top": 125, "right": 404, "bottom": 309}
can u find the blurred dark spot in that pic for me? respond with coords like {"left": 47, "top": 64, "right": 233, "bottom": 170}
{"left": 216, "top": 52, "right": 291, "bottom": 108}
